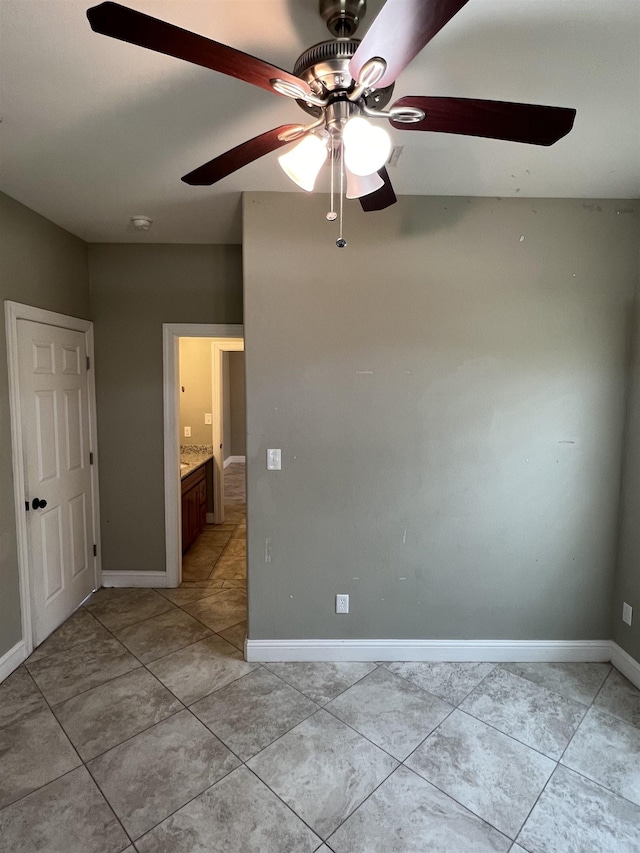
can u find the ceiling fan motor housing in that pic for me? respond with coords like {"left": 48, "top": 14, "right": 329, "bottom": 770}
{"left": 293, "top": 39, "right": 394, "bottom": 117}
{"left": 319, "top": 0, "right": 367, "bottom": 37}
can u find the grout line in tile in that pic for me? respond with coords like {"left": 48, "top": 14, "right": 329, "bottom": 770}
{"left": 404, "top": 762, "right": 514, "bottom": 844}
{"left": 512, "top": 760, "right": 564, "bottom": 848}
{"left": 83, "top": 761, "right": 134, "bottom": 845}
{"left": 401, "top": 759, "right": 522, "bottom": 842}
{"left": 555, "top": 705, "right": 591, "bottom": 768}
{"left": 112, "top": 753, "right": 241, "bottom": 844}
{"left": 36, "top": 659, "right": 144, "bottom": 711}
{"left": 510, "top": 668, "right": 618, "bottom": 846}
{"left": 0, "top": 760, "right": 96, "bottom": 813}
{"left": 395, "top": 699, "right": 546, "bottom": 842}
{"left": 83, "top": 601, "right": 178, "bottom": 635}
{"left": 401, "top": 702, "right": 458, "bottom": 764}
{"left": 452, "top": 705, "right": 568, "bottom": 765}
{"left": 23, "top": 610, "right": 107, "bottom": 667}
{"left": 225, "top": 699, "right": 324, "bottom": 767}
{"left": 495, "top": 661, "right": 613, "bottom": 707}
{"left": 121, "top": 628, "right": 218, "bottom": 667}
{"left": 241, "top": 763, "right": 324, "bottom": 845}
{"left": 72, "top": 703, "right": 188, "bottom": 765}
{"left": 311, "top": 704, "right": 402, "bottom": 765}
{"left": 553, "top": 759, "right": 640, "bottom": 812}
{"left": 405, "top": 711, "right": 554, "bottom": 841}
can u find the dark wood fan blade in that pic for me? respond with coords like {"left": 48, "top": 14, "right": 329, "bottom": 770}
{"left": 87, "top": 2, "right": 311, "bottom": 98}
{"left": 350, "top": 0, "right": 470, "bottom": 88}
{"left": 359, "top": 167, "right": 397, "bottom": 211}
{"left": 182, "top": 126, "right": 309, "bottom": 185}
{"left": 390, "top": 96, "right": 576, "bottom": 145}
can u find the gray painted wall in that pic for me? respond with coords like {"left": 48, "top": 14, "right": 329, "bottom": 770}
{"left": 243, "top": 193, "right": 639, "bottom": 642}
{"left": 613, "top": 273, "right": 640, "bottom": 661}
{"left": 229, "top": 351, "right": 246, "bottom": 457}
{"left": 87, "top": 244, "right": 243, "bottom": 575}
{"left": 0, "top": 192, "right": 89, "bottom": 657}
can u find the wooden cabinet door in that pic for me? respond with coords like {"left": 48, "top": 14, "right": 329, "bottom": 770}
{"left": 198, "top": 479, "right": 207, "bottom": 531}
{"left": 181, "top": 465, "right": 207, "bottom": 553}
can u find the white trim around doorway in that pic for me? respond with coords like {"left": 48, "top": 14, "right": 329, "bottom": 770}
{"left": 162, "top": 323, "right": 244, "bottom": 588}
{"left": 5, "top": 301, "right": 102, "bottom": 663}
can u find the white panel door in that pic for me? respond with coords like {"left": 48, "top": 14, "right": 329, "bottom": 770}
{"left": 17, "top": 319, "right": 96, "bottom": 644}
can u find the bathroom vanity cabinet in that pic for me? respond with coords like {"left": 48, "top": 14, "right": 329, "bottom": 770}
{"left": 181, "top": 464, "right": 207, "bottom": 552}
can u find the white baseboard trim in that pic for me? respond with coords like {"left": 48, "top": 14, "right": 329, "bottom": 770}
{"left": 102, "top": 571, "right": 169, "bottom": 589}
{"left": 610, "top": 642, "right": 640, "bottom": 689}
{"left": 245, "top": 638, "right": 613, "bottom": 663}
{"left": 0, "top": 640, "right": 27, "bottom": 682}
{"left": 224, "top": 455, "right": 245, "bottom": 468}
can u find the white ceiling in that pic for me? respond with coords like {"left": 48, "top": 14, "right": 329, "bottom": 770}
{"left": 1, "top": 0, "right": 638, "bottom": 244}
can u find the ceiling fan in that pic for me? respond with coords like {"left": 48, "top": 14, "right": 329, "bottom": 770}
{"left": 87, "top": 0, "right": 576, "bottom": 243}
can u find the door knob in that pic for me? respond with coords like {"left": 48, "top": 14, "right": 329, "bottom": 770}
{"left": 31, "top": 498, "right": 47, "bottom": 510}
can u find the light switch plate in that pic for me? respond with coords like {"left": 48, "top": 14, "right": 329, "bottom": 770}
{"left": 622, "top": 602, "right": 633, "bottom": 626}
{"left": 204, "top": 413, "right": 212, "bottom": 424}
{"left": 267, "top": 448, "right": 281, "bottom": 470}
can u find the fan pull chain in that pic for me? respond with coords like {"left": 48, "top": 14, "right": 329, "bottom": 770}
{"left": 336, "top": 138, "right": 346, "bottom": 248}
{"left": 326, "top": 136, "right": 337, "bottom": 222}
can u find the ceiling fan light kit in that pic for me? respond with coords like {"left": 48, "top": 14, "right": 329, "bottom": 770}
{"left": 87, "top": 0, "right": 577, "bottom": 247}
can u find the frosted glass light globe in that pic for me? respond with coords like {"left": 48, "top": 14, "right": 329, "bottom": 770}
{"left": 345, "top": 167, "right": 384, "bottom": 198}
{"left": 278, "top": 134, "right": 327, "bottom": 191}
{"left": 343, "top": 117, "right": 392, "bottom": 177}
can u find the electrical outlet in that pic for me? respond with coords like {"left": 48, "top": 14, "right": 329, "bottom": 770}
{"left": 184, "top": 426, "right": 191, "bottom": 437}
{"left": 622, "top": 602, "right": 633, "bottom": 626}
{"left": 336, "top": 594, "right": 349, "bottom": 614}
{"left": 204, "top": 413, "right": 212, "bottom": 424}
{"left": 267, "top": 449, "right": 281, "bottom": 470}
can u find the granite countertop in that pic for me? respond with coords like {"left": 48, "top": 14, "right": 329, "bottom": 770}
{"left": 180, "top": 445, "right": 214, "bottom": 480}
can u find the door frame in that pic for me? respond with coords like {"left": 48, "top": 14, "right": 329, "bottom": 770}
{"left": 162, "top": 323, "right": 243, "bottom": 588}
{"left": 5, "top": 301, "right": 102, "bottom": 658}
{"left": 212, "top": 338, "right": 244, "bottom": 524}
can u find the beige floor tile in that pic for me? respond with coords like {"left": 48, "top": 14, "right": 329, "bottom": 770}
{"left": 88, "top": 710, "right": 239, "bottom": 839}
{"left": 0, "top": 666, "right": 47, "bottom": 728}
{"left": 147, "top": 635, "right": 256, "bottom": 705}
{"left": 114, "top": 608, "right": 212, "bottom": 663}
{"left": 54, "top": 667, "right": 183, "bottom": 761}
{"left": 85, "top": 588, "right": 175, "bottom": 632}
{"left": 0, "top": 706, "right": 81, "bottom": 807}
{"left": 0, "top": 766, "right": 129, "bottom": 853}
{"left": 26, "top": 635, "right": 140, "bottom": 705}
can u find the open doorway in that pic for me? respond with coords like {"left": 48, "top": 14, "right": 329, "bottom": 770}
{"left": 162, "top": 323, "right": 244, "bottom": 588}
{"left": 179, "top": 336, "right": 245, "bottom": 561}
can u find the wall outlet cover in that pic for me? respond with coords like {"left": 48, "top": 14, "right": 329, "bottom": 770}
{"left": 184, "top": 426, "right": 191, "bottom": 437}
{"left": 267, "top": 448, "right": 282, "bottom": 470}
{"left": 336, "top": 593, "right": 349, "bottom": 614}
{"left": 622, "top": 602, "right": 633, "bottom": 626}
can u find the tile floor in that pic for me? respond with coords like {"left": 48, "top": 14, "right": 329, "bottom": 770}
{"left": 2, "top": 465, "right": 640, "bottom": 851}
